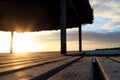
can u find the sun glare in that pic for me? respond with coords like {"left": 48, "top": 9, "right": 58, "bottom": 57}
{"left": 13, "top": 32, "right": 43, "bottom": 53}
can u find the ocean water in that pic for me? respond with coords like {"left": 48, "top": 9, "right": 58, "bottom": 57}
{"left": 86, "top": 50, "right": 120, "bottom": 55}
{"left": 0, "top": 50, "right": 120, "bottom": 56}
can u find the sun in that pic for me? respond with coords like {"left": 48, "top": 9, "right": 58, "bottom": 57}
{"left": 13, "top": 32, "right": 43, "bottom": 53}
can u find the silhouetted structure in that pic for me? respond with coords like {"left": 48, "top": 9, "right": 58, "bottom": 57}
{"left": 0, "top": 0, "right": 93, "bottom": 54}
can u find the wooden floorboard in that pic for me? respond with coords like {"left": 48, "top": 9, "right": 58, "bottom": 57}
{"left": 0, "top": 56, "right": 79, "bottom": 80}
{"left": 0, "top": 54, "right": 70, "bottom": 75}
{"left": 97, "top": 57, "right": 120, "bottom": 80}
{"left": 48, "top": 57, "right": 92, "bottom": 80}
{"left": 1, "top": 52, "right": 119, "bottom": 80}
{"left": 109, "top": 57, "right": 120, "bottom": 62}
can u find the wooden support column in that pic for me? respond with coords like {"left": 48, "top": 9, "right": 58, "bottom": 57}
{"left": 60, "top": 0, "right": 67, "bottom": 54}
{"left": 79, "top": 24, "right": 82, "bottom": 52}
{"left": 10, "top": 31, "right": 14, "bottom": 54}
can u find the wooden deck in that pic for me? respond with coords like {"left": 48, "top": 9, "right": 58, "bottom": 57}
{"left": 0, "top": 52, "right": 120, "bottom": 80}
{"left": 48, "top": 57, "right": 92, "bottom": 80}
{"left": 97, "top": 57, "right": 120, "bottom": 80}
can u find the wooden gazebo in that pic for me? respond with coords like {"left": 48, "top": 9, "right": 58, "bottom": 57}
{"left": 0, "top": 0, "right": 93, "bottom": 54}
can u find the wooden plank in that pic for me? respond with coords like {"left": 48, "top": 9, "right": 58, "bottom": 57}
{"left": 0, "top": 54, "right": 68, "bottom": 74}
{"left": 48, "top": 57, "right": 92, "bottom": 80}
{"left": 0, "top": 57, "right": 79, "bottom": 80}
{"left": 0, "top": 53, "right": 62, "bottom": 63}
{"left": 0, "top": 52, "right": 61, "bottom": 60}
{"left": 98, "top": 57, "right": 120, "bottom": 80}
{"left": 109, "top": 57, "right": 120, "bottom": 62}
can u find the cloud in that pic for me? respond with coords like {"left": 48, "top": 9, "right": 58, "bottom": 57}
{"left": 82, "top": 31, "right": 120, "bottom": 44}
{"left": 92, "top": 0, "right": 120, "bottom": 18}
{"left": 22, "top": 28, "right": 120, "bottom": 51}
{"left": 103, "top": 19, "right": 120, "bottom": 29}
{"left": 31, "top": 30, "right": 60, "bottom": 43}
{"left": 32, "top": 28, "right": 120, "bottom": 48}
{"left": 32, "top": 28, "right": 80, "bottom": 43}
{"left": 82, "top": 31, "right": 120, "bottom": 49}
{"left": 67, "top": 28, "right": 79, "bottom": 41}
{"left": 67, "top": 29, "right": 120, "bottom": 45}
{"left": 90, "top": 0, "right": 120, "bottom": 31}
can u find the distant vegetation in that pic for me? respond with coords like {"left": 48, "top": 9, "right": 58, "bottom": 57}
{"left": 95, "top": 47, "right": 120, "bottom": 50}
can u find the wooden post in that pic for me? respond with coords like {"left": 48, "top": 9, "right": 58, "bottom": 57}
{"left": 10, "top": 31, "right": 14, "bottom": 54}
{"left": 60, "top": 0, "right": 67, "bottom": 54}
{"left": 79, "top": 24, "right": 82, "bottom": 52}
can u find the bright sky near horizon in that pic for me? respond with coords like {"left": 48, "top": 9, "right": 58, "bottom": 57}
{"left": 0, "top": 0, "right": 120, "bottom": 53}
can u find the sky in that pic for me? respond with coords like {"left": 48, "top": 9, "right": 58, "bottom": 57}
{"left": 0, "top": 0, "right": 120, "bottom": 53}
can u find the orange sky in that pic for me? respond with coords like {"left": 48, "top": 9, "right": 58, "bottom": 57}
{"left": 0, "top": 28, "right": 120, "bottom": 53}
{"left": 0, "top": 30, "right": 84, "bottom": 53}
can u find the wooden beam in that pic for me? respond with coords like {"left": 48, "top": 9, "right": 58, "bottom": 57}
{"left": 79, "top": 25, "right": 82, "bottom": 52}
{"left": 10, "top": 31, "right": 14, "bottom": 54}
{"left": 60, "top": 0, "right": 67, "bottom": 54}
